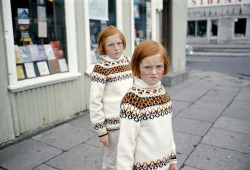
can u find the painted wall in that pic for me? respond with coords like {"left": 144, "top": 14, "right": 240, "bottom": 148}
{"left": 0, "top": 1, "right": 15, "bottom": 145}
{"left": 171, "top": 0, "right": 188, "bottom": 72}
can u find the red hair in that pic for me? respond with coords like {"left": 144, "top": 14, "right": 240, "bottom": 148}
{"left": 97, "top": 25, "right": 126, "bottom": 55}
{"left": 131, "top": 40, "right": 170, "bottom": 77}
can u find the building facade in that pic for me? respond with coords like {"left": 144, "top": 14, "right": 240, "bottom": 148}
{"left": 187, "top": 0, "right": 250, "bottom": 44}
{"left": 0, "top": 0, "right": 187, "bottom": 147}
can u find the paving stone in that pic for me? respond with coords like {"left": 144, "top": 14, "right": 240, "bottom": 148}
{"left": 180, "top": 165, "right": 201, "bottom": 170}
{"left": 188, "top": 80, "right": 215, "bottom": 91}
{"left": 173, "top": 117, "right": 212, "bottom": 136}
{"left": 32, "top": 164, "right": 57, "bottom": 170}
{"left": 185, "top": 143, "right": 250, "bottom": 170}
{"left": 68, "top": 112, "right": 95, "bottom": 132}
{"left": 46, "top": 143, "right": 102, "bottom": 170}
{"left": 84, "top": 134, "right": 101, "bottom": 148}
{"left": 213, "top": 116, "right": 250, "bottom": 135}
{"left": 234, "top": 91, "right": 250, "bottom": 102}
{"left": 174, "top": 131, "right": 201, "bottom": 155}
{"left": 33, "top": 123, "right": 96, "bottom": 151}
{"left": 199, "top": 88, "right": 236, "bottom": 104}
{"left": 172, "top": 100, "right": 191, "bottom": 115}
{"left": 210, "top": 85, "right": 239, "bottom": 93}
{"left": 201, "top": 128, "right": 250, "bottom": 154}
{"left": 0, "top": 139, "right": 62, "bottom": 170}
{"left": 165, "top": 77, "right": 200, "bottom": 95}
{"left": 222, "top": 100, "right": 250, "bottom": 121}
{"left": 172, "top": 89, "right": 206, "bottom": 103}
{"left": 178, "top": 100, "right": 226, "bottom": 122}
{"left": 176, "top": 153, "right": 188, "bottom": 169}
{"left": 238, "top": 88, "right": 250, "bottom": 94}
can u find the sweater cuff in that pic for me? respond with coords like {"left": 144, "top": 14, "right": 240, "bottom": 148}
{"left": 170, "top": 153, "right": 177, "bottom": 164}
{"left": 98, "top": 132, "right": 108, "bottom": 137}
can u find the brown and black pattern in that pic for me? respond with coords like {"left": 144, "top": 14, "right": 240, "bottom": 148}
{"left": 91, "top": 59, "right": 132, "bottom": 84}
{"left": 92, "top": 117, "right": 120, "bottom": 130}
{"left": 120, "top": 85, "right": 172, "bottom": 122}
{"left": 93, "top": 64, "right": 131, "bottom": 76}
{"left": 132, "top": 152, "right": 177, "bottom": 170}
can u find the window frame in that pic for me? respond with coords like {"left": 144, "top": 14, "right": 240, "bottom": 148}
{"left": 2, "top": 0, "right": 81, "bottom": 93}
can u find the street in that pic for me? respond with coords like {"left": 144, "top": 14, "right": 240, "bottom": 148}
{"left": 186, "top": 55, "right": 250, "bottom": 79}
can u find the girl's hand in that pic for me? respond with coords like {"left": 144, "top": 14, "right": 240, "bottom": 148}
{"left": 169, "top": 164, "right": 177, "bottom": 170}
{"left": 99, "top": 134, "right": 109, "bottom": 147}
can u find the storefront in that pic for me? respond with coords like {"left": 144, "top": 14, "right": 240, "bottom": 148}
{"left": 1, "top": 0, "right": 177, "bottom": 146}
{"left": 187, "top": 0, "right": 250, "bottom": 44}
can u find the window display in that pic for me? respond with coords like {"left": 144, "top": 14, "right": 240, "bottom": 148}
{"left": 11, "top": 0, "right": 68, "bottom": 80}
{"left": 134, "top": 0, "right": 152, "bottom": 46}
{"left": 89, "top": 0, "right": 116, "bottom": 64}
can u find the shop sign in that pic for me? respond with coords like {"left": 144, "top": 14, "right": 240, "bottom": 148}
{"left": 188, "top": 0, "right": 246, "bottom": 7}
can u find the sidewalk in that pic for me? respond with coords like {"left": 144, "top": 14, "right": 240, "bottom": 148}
{"left": 1, "top": 69, "right": 250, "bottom": 170}
{"left": 187, "top": 43, "right": 250, "bottom": 57}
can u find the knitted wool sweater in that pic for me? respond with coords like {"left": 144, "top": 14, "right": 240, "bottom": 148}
{"left": 89, "top": 55, "right": 133, "bottom": 137}
{"left": 117, "top": 77, "right": 177, "bottom": 170}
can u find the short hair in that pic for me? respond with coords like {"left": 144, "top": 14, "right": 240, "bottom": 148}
{"left": 131, "top": 40, "right": 170, "bottom": 77}
{"left": 97, "top": 25, "right": 126, "bottom": 55}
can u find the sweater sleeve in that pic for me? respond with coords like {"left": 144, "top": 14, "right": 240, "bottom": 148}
{"left": 116, "top": 103, "right": 140, "bottom": 170}
{"left": 89, "top": 65, "right": 107, "bottom": 137}
{"left": 170, "top": 112, "right": 177, "bottom": 164}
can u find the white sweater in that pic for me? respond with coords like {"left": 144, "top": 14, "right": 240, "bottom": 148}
{"left": 117, "top": 77, "right": 177, "bottom": 170}
{"left": 89, "top": 55, "right": 133, "bottom": 137}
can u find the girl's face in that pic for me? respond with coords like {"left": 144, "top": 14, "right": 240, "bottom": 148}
{"left": 139, "top": 53, "right": 164, "bottom": 86}
{"left": 104, "top": 33, "right": 124, "bottom": 59}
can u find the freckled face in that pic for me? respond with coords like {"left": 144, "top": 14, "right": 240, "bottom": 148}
{"left": 105, "top": 33, "right": 124, "bottom": 59}
{"left": 139, "top": 54, "right": 164, "bottom": 86}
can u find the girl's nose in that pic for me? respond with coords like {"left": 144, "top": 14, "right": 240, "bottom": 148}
{"left": 152, "top": 68, "right": 157, "bottom": 74}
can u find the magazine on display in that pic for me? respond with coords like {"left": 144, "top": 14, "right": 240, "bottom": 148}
{"left": 37, "top": 45, "right": 48, "bottom": 60}
{"left": 37, "top": 61, "right": 50, "bottom": 76}
{"left": 28, "top": 44, "right": 42, "bottom": 61}
{"left": 58, "top": 58, "right": 68, "bottom": 72}
{"left": 44, "top": 44, "right": 56, "bottom": 60}
{"left": 16, "top": 65, "right": 25, "bottom": 80}
{"left": 19, "top": 46, "right": 32, "bottom": 63}
{"left": 48, "top": 59, "right": 61, "bottom": 74}
{"left": 24, "top": 62, "right": 36, "bottom": 78}
{"left": 14, "top": 45, "right": 22, "bottom": 63}
{"left": 50, "top": 41, "right": 64, "bottom": 59}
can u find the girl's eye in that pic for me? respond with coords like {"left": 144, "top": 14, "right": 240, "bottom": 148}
{"left": 157, "top": 65, "right": 163, "bottom": 68}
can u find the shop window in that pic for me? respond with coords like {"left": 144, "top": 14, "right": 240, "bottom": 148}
{"left": 234, "top": 18, "right": 246, "bottom": 37}
{"left": 197, "top": 20, "right": 207, "bottom": 37}
{"left": 211, "top": 20, "right": 218, "bottom": 36}
{"left": 11, "top": 0, "right": 69, "bottom": 81}
{"left": 187, "top": 21, "right": 195, "bottom": 37}
{"left": 89, "top": 0, "right": 116, "bottom": 64}
{"left": 134, "top": 0, "right": 152, "bottom": 46}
